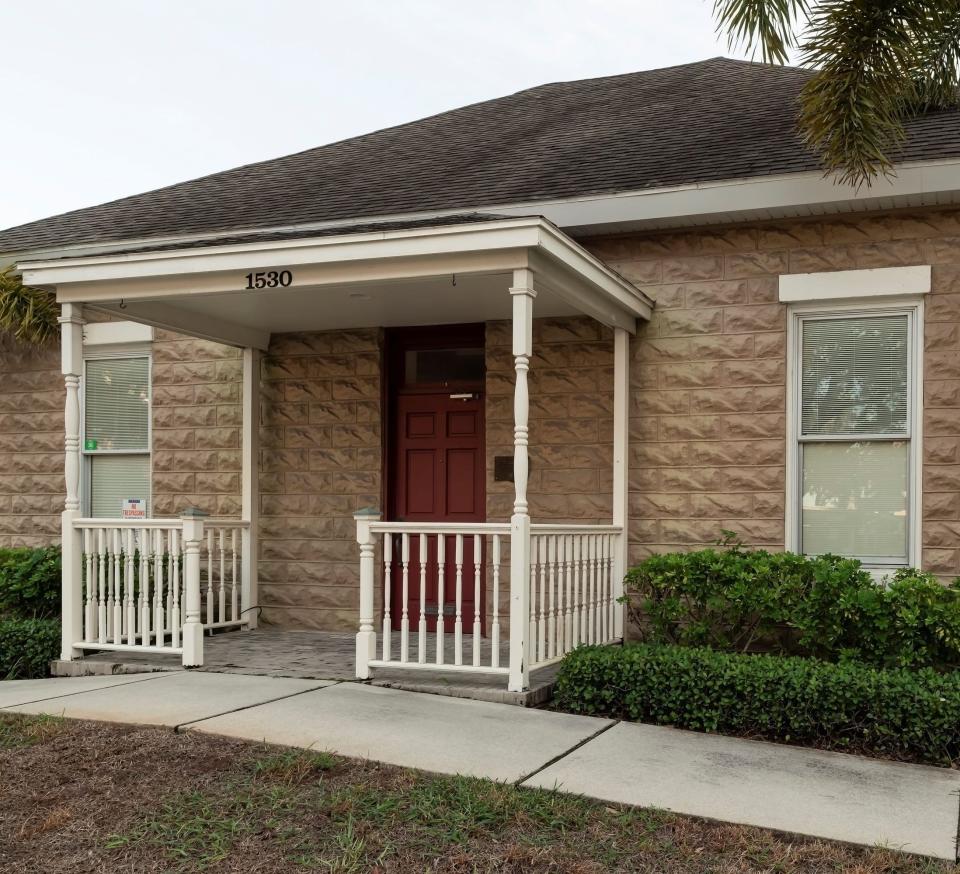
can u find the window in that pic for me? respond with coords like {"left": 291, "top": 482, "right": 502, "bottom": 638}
{"left": 788, "top": 303, "right": 921, "bottom": 568}
{"left": 83, "top": 353, "right": 152, "bottom": 518}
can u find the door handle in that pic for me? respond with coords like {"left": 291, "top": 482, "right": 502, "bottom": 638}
{"left": 449, "top": 392, "right": 479, "bottom": 400}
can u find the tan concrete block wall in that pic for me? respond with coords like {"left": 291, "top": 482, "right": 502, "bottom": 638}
{"left": 151, "top": 331, "right": 243, "bottom": 518}
{"left": 0, "top": 333, "right": 63, "bottom": 547}
{"left": 256, "top": 329, "right": 382, "bottom": 630}
{"left": 485, "top": 317, "right": 614, "bottom": 525}
{"left": 585, "top": 206, "right": 960, "bottom": 575}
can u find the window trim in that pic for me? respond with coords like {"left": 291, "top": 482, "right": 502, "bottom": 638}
{"left": 80, "top": 342, "right": 153, "bottom": 518}
{"left": 785, "top": 296, "right": 924, "bottom": 569}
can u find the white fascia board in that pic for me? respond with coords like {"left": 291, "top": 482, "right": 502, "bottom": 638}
{"left": 20, "top": 217, "right": 650, "bottom": 326}
{"left": 534, "top": 225, "right": 652, "bottom": 320}
{"left": 779, "top": 265, "right": 931, "bottom": 302}
{"left": 494, "top": 159, "right": 960, "bottom": 233}
{"left": 18, "top": 218, "right": 546, "bottom": 285}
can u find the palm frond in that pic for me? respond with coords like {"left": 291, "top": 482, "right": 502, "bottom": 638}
{"left": 713, "top": 0, "right": 812, "bottom": 63}
{"left": 798, "top": 0, "right": 955, "bottom": 188}
{"left": 0, "top": 266, "right": 59, "bottom": 346}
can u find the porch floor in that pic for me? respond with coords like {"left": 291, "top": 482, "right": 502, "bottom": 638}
{"left": 50, "top": 629, "right": 561, "bottom": 707}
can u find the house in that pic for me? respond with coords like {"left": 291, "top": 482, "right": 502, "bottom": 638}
{"left": 2, "top": 57, "right": 960, "bottom": 692}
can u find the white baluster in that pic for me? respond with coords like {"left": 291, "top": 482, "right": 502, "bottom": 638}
{"left": 125, "top": 529, "right": 136, "bottom": 646}
{"left": 472, "top": 534, "right": 481, "bottom": 668}
{"left": 564, "top": 535, "right": 574, "bottom": 654}
{"left": 112, "top": 529, "right": 122, "bottom": 644}
{"left": 166, "top": 529, "right": 175, "bottom": 634}
{"left": 154, "top": 529, "right": 165, "bottom": 647}
{"left": 537, "top": 535, "right": 547, "bottom": 662}
{"left": 400, "top": 533, "right": 410, "bottom": 663}
{"left": 139, "top": 528, "right": 150, "bottom": 645}
{"left": 435, "top": 534, "right": 445, "bottom": 665}
{"left": 170, "top": 528, "right": 181, "bottom": 649}
{"left": 589, "top": 535, "right": 599, "bottom": 644}
{"left": 230, "top": 529, "right": 238, "bottom": 622}
{"left": 608, "top": 534, "right": 617, "bottom": 641}
{"left": 528, "top": 535, "right": 538, "bottom": 664}
{"left": 382, "top": 533, "right": 393, "bottom": 662}
{"left": 418, "top": 533, "right": 427, "bottom": 663}
{"left": 491, "top": 534, "right": 501, "bottom": 669}
{"left": 206, "top": 529, "right": 214, "bottom": 626}
{"left": 83, "top": 528, "right": 95, "bottom": 642}
{"left": 555, "top": 535, "right": 566, "bottom": 657}
{"left": 218, "top": 528, "right": 226, "bottom": 624}
{"left": 97, "top": 528, "right": 107, "bottom": 644}
{"left": 547, "top": 535, "right": 557, "bottom": 660}
{"left": 454, "top": 534, "right": 463, "bottom": 666}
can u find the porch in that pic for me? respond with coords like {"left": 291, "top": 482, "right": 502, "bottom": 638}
{"left": 19, "top": 215, "right": 652, "bottom": 694}
{"left": 50, "top": 627, "right": 561, "bottom": 706}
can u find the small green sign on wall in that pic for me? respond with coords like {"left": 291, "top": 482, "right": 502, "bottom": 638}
{"left": 84, "top": 438, "right": 98, "bottom": 451}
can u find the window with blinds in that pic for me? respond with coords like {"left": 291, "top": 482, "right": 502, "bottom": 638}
{"left": 84, "top": 355, "right": 151, "bottom": 518}
{"left": 797, "top": 312, "right": 912, "bottom": 565}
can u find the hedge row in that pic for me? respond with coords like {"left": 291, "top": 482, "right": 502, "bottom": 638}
{"left": 554, "top": 643, "right": 960, "bottom": 765}
{"left": 0, "top": 618, "right": 60, "bottom": 680}
{"left": 623, "top": 534, "right": 960, "bottom": 669}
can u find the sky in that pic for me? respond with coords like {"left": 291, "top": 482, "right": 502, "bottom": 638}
{"left": 0, "top": 0, "right": 750, "bottom": 231}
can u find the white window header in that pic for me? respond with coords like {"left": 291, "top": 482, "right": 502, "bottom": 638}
{"left": 83, "top": 320, "right": 154, "bottom": 347}
{"left": 778, "top": 265, "right": 931, "bottom": 303}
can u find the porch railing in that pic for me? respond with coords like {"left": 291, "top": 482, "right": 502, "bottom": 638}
{"left": 527, "top": 525, "right": 623, "bottom": 671}
{"left": 65, "top": 512, "right": 249, "bottom": 667}
{"left": 355, "top": 513, "right": 624, "bottom": 691}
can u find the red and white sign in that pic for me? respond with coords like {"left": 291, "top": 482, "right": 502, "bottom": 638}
{"left": 121, "top": 498, "right": 146, "bottom": 520}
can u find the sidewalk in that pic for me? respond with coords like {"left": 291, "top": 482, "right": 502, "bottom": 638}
{"left": 2, "top": 671, "right": 958, "bottom": 861}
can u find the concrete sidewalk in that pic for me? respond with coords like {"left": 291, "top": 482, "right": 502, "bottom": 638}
{"left": 2, "top": 672, "right": 958, "bottom": 861}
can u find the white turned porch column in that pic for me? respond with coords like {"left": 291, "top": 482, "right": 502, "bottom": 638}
{"left": 241, "top": 347, "right": 261, "bottom": 628}
{"left": 508, "top": 268, "right": 536, "bottom": 692}
{"left": 59, "top": 303, "right": 85, "bottom": 660}
{"left": 612, "top": 327, "right": 629, "bottom": 639}
{"left": 355, "top": 508, "right": 381, "bottom": 679}
{"left": 181, "top": 508, "right": 207, "bottom": 666}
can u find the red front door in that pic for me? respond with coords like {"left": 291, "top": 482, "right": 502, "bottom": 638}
{"left": 387, "top": 326, "right": 486, "bottom": 631}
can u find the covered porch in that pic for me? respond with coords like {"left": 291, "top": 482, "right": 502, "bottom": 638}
{"left": 19, "top": 216, "right": 651, "bottom": 693}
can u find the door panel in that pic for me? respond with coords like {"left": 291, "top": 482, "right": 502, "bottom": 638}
{"left": 391, "top": 391, "right": 485, "bottom": 631}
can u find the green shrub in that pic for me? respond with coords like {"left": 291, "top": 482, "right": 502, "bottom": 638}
{"left": 555, "top": 643, "right": 960, "bottom": 765}
{"left": 623, "top": 533, "right": 960, "bottom": 669}
{"left": 0, "top": 546, "right": 61, "bottom": 619}
{"left": 0, "top": 618, "right": 60, "bottom": 680}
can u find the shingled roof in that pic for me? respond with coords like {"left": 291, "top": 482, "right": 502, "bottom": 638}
{"left": 4, "top": 57, "right": 960, "bottom": 255}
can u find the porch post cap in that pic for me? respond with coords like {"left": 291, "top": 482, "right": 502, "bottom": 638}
{"left": 353, "top": 507, "right": 381, "bottom": 519}
{"left": 180, "top": 507, "right": 210, "bottom": 519}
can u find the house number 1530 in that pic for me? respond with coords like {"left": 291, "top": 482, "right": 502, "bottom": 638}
{"left": 245, "top": 270, "right": 293, "bottom": 289}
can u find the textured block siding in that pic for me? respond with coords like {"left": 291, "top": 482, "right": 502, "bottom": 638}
{"left": 256, "top": 329, "right": 382, "bottom": 630}
{"left": 484, "top": 317, "right": 615, "bottom": 630}
{"left": 0, "top": 333, "right": 63, "bottom": 547}
{"left": 485, "top": 317, "right": 614, "bottom": 524}
{"left": 151, "top": 331, "right": 244, "bottom": 518}
{"left": 584, "top": 206, "right": 960, "bottom": 575}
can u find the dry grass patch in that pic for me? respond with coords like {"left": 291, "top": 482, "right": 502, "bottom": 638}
{"left": 0, "top": 714, "right": 954, "bottom": 873}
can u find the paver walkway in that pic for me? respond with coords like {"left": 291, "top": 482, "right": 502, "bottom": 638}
{"left": 2, "top": 672, "right": 958, "bottom": 860}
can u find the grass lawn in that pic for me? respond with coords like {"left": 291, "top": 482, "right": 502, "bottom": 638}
{"left": 0, "top": 713, "right": 953, "bottom": 873}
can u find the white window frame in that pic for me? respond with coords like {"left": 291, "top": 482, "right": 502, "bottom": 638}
{"left": 785, "top": 296, "right": 924, "bottom": 570}
{"left": 81, "top": 341, "right": 153, "bottom": 518}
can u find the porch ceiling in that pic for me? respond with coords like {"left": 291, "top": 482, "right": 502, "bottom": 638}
{"left": 19, "top": 217, "right": 652, "bottom": 349}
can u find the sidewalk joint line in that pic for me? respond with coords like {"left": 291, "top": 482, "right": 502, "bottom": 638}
{"left": 513, "top": 718, "right": 620, "bottom": 787}
{"left": 174, "top": 680, "right": 342, "bottom": 732}
{"left": 0, "top": 671, "right": 174, "bottom": 710}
